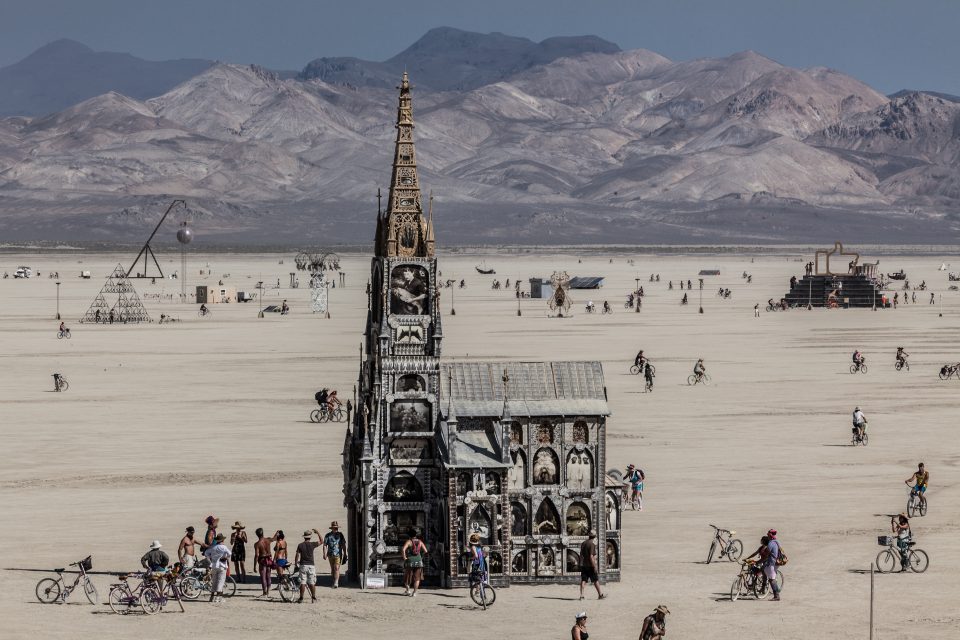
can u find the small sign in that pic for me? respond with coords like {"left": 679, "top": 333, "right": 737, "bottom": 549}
{"left": 364, "top": 573, "right": 386, "bottom": 589}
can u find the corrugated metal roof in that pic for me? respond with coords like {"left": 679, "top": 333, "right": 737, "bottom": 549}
{"left": 440, "top": 361, "right": 609, "bottom": 416}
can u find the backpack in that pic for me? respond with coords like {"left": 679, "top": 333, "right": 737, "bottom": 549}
{"left": 775, "top": 544, "right": 788, "bottom": 566}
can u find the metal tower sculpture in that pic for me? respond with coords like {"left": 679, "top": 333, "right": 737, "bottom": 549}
{"left": 126, "top": 199, "right": 186, "bottom": 279}
{"left": 80, "top": 264, "right": 152, "bottom": 323}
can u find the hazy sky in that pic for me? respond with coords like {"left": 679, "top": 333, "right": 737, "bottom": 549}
{"left": 2, "top": 0, "right": 959, "bottom": 94}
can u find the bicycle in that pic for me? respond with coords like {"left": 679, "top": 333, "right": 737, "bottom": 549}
{"left": 276, "top": 565, "right": 302, "bottom": 602}
{"left": 310, "top": 403, "right": 346, "bottom": 423}
{"left": 850, "top": 362, "right": 868, "bottom": 374}
{"left": 57, "top": 328, "right": 71, "bottom": 339}
{"left": 876, "top": 536, "right": 928, "bottom": 573}
{"left": 469, "top": 566, "right": 496, "bottom": 609}
{"left": 851, "top": 425, "right": 868, "bottom": 446}
{"left": 895, "top": 359, "right": 909, "bottom": 372}
{"left": 53, "top": 374, "right": 69, "bottom": 392}
{"left": 938, "top": 364, "right": 960, "bottom": 380}
{"left": 107, "top": 572, "right": 153, "bottom": 614}
{"left": 178, "top": 565, "right": 237, "bottom": 600}
{"left": 706, "top": 525, "right": 743, "bottom": 564}
{"left": 198, "top": 307, "right": 211, "bottom": 317}
{"left": 629, "top": 363, "right": 655, "bottom": 376}
{"left": 729, "top": 560, "right": 783, "bottom": 601}
{"left": 906, "top": 487, "right": 928, "bottom": 518}
{"left": 35, "top": 555, "right": 98, "bottom": 604}
{"left": 687, "top": 372, "right": 711, "bottom": 386}
{"left": 140, "top": 571, "right": 185, "bottom": 614}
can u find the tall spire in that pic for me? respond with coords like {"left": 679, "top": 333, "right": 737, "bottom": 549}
{"left": 378, "top": 72, "right": 431, "bottom": 258}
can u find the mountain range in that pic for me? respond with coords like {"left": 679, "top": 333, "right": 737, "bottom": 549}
{"left": 1, "top": 27, "right": 959, "bottom": 245}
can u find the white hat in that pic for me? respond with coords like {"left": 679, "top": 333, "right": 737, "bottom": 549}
{"left": 149, "top": 540, "right": 162, "bottom": 550}
{"left": 575, "top": 611, "right": 588, "bottom": 620}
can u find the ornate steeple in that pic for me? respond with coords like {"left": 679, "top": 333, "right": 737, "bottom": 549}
{"left": 377, "top": 72, "right": 432, "bottom": 258}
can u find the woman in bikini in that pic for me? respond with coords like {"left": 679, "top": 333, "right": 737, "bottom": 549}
{"left": 273, "top": 530, "right": 288, "bottom": 582}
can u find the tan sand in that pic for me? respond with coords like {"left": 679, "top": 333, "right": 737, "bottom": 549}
{"left": 0, "top": 250, "right": 958, "bottom": 639}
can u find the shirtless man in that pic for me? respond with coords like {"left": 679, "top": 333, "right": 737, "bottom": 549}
{"left": 253, "top": 528, "right": 279, "bottom": 598}
{"left": 178, "top": 526, "right": 198, "bottom": 569}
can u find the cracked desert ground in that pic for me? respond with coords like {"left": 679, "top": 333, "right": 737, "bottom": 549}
{"left": 1, "top": 249, "right": 958, "bottom": 640}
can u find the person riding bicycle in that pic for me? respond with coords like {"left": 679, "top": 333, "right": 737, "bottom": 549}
{"left": 327, "top": 389, "right": 342, "bottom": 413}
{"left": 852, "top": 406, "right": 867, "bottom": 441}
{"left": 905, "top": 463, "right": 929, "bottom": 508}
{"left": 693, "top": 359, "right": 706, "bottom": 382}
{"left": 634, "top": 350, "right": 647, "bottom": 369}
{"left": 602, "top": 301, "right": 611, "bottom": 314}
{"left": 59, "top": 321, "right": 67, "bottom": 333}
{"left": 200, "top": 303, "right": 208, "bottom": 315}
{"left": 586, "top": 300, "right": 595, "bottom": 313}
{"left": 315, "top": 388, "right": 329, "bottom": 412}
{"left": 891, "top": 514, "right": 912, "bottom": 569}
{"left": 852, "top": 350, "right": 865, "bottom": 369}
{"left": 52, "top": 372, "right": 64, "bottom": 392}
{"left": 896, "top": 347, "right": 909, "bottom": 366}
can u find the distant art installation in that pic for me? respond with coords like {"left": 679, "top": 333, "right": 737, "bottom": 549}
{"left": 548, "top": 271, "right": 572, "bottom": 317}
{"left": 80, "top": 264, "right": 151, "bottom": 324}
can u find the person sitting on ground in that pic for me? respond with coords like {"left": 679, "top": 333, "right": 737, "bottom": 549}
{"left": 852, "top": 406, "right": 867, "bottom": 441}
{"left": 141, "top": 540, "right": 170, "bottom": 573}
{"left": 891, "top": 514, "right": 912, "bottom": 569}
{"left": 639, "top": 605, "right": 670, "bottom": 639}
{"left": 693, "top": 358, "right": 706, "bottom": 381}
{"left": 896, "top": 347, "right": 909, "bottom": 366}
{"left": 905, "top": 463, "right": 929, "bottom": 508}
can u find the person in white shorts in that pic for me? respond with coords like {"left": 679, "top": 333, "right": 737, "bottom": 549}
{"left": 296, "top": 529, "right": 322, "bottom": 603}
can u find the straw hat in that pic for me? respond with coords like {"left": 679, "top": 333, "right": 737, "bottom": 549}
{"left": 468, "top": 532, "right": 481, "bottom": 544}
{"left": 149, "top": 540, "right": 162, "bottom": 550}
{"left": 232, "top": 521, "right": 245, "bottom": 530}
{"left": 655, "top": 605, "right": 671, "bottom": 615}
{"left": 329, "top": 521, "right": 339, "bottom": 529}
{"left": 214, "top": 533, "right": 226, "bottom": 542}
{"left": 303, "top": 530, "right": 313, "bottom": 538}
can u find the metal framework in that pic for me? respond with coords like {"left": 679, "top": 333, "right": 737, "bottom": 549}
{"left": 547, "top": 271, "right": 572, "bottom": 316}
{"left": 80, "top": 264, "right": 152, "bottom": 324}
{"left": 126, "top": 199, "right": 186, "bottom": 279}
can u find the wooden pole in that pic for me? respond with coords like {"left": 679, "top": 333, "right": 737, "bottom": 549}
{"left": 869, "top": 562, "right": 875, "bottom": 640}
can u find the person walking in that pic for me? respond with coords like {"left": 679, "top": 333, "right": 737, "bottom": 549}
{"left": 323, "top": 521, "right": 347, "bottom": 589}
{"left": 578, "top": 531, "right": 606, "bottom": 600}
{"left": 401, "top": 530, "right": 427, "bottom": 596}
{"left": 203, "top": 533, "right": 232, "bottom": 603}
{"left": 571, "top": 612, "right": 589, "bottom": 640}
{"left": 295, "top": 529, "right": 321, "bottom": 603}
{"left": 230, "top": 521, "right": 248, "bottom": 584}
{"left": 178, "top": 526, "right": 197, "bottom": 570}
{"left": 754, "top": 303, "right": 760, "bottom": 318}
{"left": 639, "top": 605, "right": 670, "bottom": 639}
{"left": 253, "top": 528, "right": 278, "bottom": 598}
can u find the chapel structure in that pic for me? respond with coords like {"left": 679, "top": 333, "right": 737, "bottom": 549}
{"left": 343, "top": 74, "right": 621, "bottom": 589}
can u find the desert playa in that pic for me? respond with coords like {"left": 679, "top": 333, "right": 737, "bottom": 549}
{"left": 1, "top": 249, "right": 959, "bottom": 639}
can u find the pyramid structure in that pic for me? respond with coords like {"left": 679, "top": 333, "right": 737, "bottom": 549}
{"left": 80, "top": 264, "right": 152, "bottom": 324}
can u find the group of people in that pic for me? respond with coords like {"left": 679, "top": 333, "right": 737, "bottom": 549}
{"left": 143, "top": 516, "right": 348, "bottom": 603}
{"left": 742, "top": 529, "right": 785, "bottom": 601}
{"left": 571, "top": 605, "right": 670, "bottom": 640}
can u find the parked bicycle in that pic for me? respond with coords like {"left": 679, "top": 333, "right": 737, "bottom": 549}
{"left": 729, "top": 560, "right": 783, "bottom": 601}
{"left": 629, "top": 363, "right": 655, "bottom": 376}
{"left": 938, "top": 363, "right": 960, "bottom": 380}
{"left": 276, "top": 564, "right": 302, "bottom": 602}
{"left": 140, "top": 571, "right": 185, "bottom": 614}
{"left": 876, "top": 536, "right": 928, "bottom": 573}
{"left": 706, "top": 525, "right": 743, "bottom": 564}
{"left": 57, "top": 328, "right": 71, "bottom": 339}
{"left": 687, "top": 372, "right": 711, "bottom": 386}
{"left": 178, "top": 564, "right": 237, "bottom": 600}
{"left": 906, "top": 487, "right": 928, "bottom": 518}
{"left": 850, "top": 362, "right": 868, "bottom": 374}
{"left": 35, "top": 555, "right": 98, "bottom": 604}
{"left": 108, "top": 572, "right": 152, "bottom": 614}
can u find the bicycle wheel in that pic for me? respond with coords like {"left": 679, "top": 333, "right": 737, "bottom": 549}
{"left": 108, "top": 586, "right": 135, "bottom": 614}
{"left": 726, "top": 539, "right": 744, "bottom": 561}
{"left": 179, "top": 577, "right": 202, "bottom": 600}
{"left": 895, "top": 361, "right": 902, "bottom": 371}
{"left": 753, "top": 575, "right": 773, "bottom": 599}
{"left": 860, "top": 364, "right": 868, "bottom": 374}
{"left": 939, "top": 370, "right": 949, "bottom": 380}
{"left": 278, "top": 577, "right": 297, "bottom": 602}
{"left": 849, "top": 364, "right": 858, "bottom": 374}
{"left": 702, "top": 373, "right": 712, "bottom": 385}
{"left": 333, "top": 407, "right": 346, "bottom": 422}
{"left": 310, "top": 409, "right": 321, "bottom": 423}
{"left": 919, "top": 498, "right": 928, "bottom": 517}
{"left": 730, "top": 576, "right": 745, "bottom": 601}
{"left": 318, "top": 409, "right": 330, "bottom": 423}
{"left": 862, "top": 432, "right": 868, "bottom": 446}
{"left": 876, "top": 549, "right": 897, "bottom": 573}
{"left": 706, "top": 541, "right": 717, "bottom": 564}
{"left": 470, "top": 582, "right": 496, "bottom": 608}
{"left": 687, "top": 374, "right": 697, "bottom": 386}
{"left": 630, "top": 365, "right": 640, "bottom": 375}
{"left": 57, "top": 332, "right": 64, "bottom": 340}
{"left": 83, "top": 577, "right": 99, "bottom": 604}
{"left": 908, "top": 549, "right": 929, "bottom": 573}
{"left": 907, "top": 495, "right": 918, "bottom": 518}
{"left": 223, "top": 576, "right": 237, "bottom": 597}
{"left": 35, "top": 578, "right": 61, "bottom": 604}
{"left": 139, "top": 586, "right": 163, "bottom": 614}
{"left": 59, "top": 380, "right": 69, "bottom": 392}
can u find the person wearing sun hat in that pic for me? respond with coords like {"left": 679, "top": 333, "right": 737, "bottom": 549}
{"left": 230, "top": 521, "right": 248, "bottom": 584}
{"left": 639, "top": 605, "right": 670, "bottom": 639}
{"left": 201, "top": 515, "right": 219, "bottom": 552}
{"left": 140, "top": 540, "right": 169, "bottom": 572}
{"left": 323, "top": 521, "right": 347, "bottom": 589}
{"left": 203, "top": 533, "right": 232, "bottom": 603}
{"left": 296, "top": 528, "right": 322, "bottom": 603}
{"left": 571, "top": 611, "right": 589, "bottom": 640}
